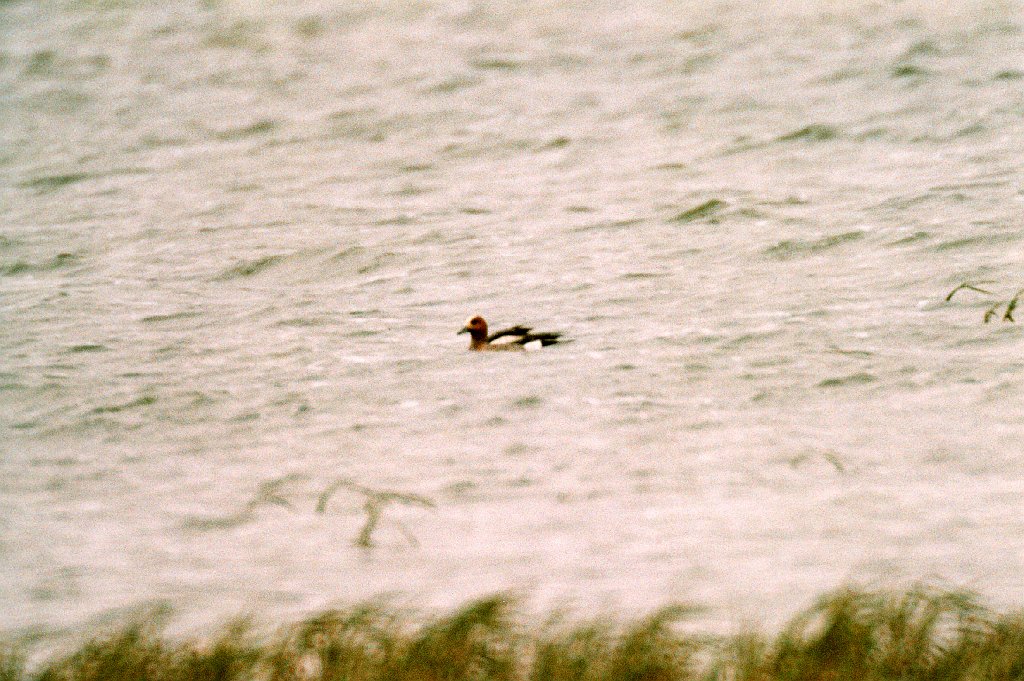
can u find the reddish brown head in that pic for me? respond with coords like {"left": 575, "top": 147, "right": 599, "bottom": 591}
{"left": 458, "top": 316, "right": 488, "bottom": 343}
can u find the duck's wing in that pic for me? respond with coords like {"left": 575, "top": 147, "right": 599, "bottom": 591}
{"left": 487, "top": 325, "right": 565, "bottom": 347}
{"left": 517, "top": 331, "right": 563, "bottom": 347}
{"left": 487, "top": 325, "right": 533, "bottom": 342}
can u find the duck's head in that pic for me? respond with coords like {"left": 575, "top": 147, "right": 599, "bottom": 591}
{"left": 458, "top": 315, "right": 488, "bottom": 340}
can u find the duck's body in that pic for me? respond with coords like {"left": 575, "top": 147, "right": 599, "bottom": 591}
{"left": 458, "top": 316, "right": 564, "bottom": 351}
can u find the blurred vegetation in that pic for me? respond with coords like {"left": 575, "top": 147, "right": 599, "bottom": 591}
{"left": 6, "top": 586, "right": 1024, "bottom": 681}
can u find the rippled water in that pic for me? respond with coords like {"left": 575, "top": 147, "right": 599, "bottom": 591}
{"left": 3, "top": 0, "right": 1024, "bottom": 639}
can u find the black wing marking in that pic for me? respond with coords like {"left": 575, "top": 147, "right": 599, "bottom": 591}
{"left": 487, "top": 325, "right": 533, "bottom": 342}
{"left": 515, "top": 331, "right": 563, "bottom": 346}
{"left": 487, "top": 324, "right": 565, "bottom": 346}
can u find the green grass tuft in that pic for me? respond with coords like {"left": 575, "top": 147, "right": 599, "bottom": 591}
{"left": 7, "top": 587, "right": 1024, "bottom": 681}
{"left": 36, "top": 625, "right": 168, "bottom": 681}
{"left": 0, "top": 645, "right": 25, "bottom": 681}
{"left": 397, "top": 595, "right": 519, "bottom": 681}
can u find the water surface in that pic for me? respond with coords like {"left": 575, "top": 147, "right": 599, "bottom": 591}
{"left": 2, "top": 0, "right": 1024, "bottom": 638}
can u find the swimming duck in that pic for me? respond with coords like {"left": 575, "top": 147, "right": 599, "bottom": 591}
{"left": 458, "top": 316, "right": 564, "bottom": 351}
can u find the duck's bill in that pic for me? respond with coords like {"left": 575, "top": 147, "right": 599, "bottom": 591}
{"left": 457, "top": 327, "right": 469, "bottom": 335}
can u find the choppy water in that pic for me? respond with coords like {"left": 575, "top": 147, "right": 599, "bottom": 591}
{"left": 3, "top": 0, "right": 1024, "bottom": 639}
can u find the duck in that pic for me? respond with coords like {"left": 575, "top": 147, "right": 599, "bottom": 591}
{"left": 457, "top": 316, "right": 564, "bottom": 351}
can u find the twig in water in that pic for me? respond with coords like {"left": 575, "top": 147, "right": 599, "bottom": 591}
{"left": 185, "top": 474, "right": 306, "bottom": 531}
{"left": 984, "top": 303, "right": 1002, "bottom": 323}
{"left": 392, "top": 519, "right": 421, "bottom": 548}
{"left": 1003, "top": 289, "right": 1023, "bottom": 323}
{"left": 246, "top": 473, "right": 306, "bottom": 512}
{"left": 317, "top": 478, "right": 435, "bottom": 548}
{"left": 942, "top": 280, "right": 991, "bottom": 303}
{"left": 944, "top": 281, "right": 994, "bottom": 301}
{"left": 315, "top": 479, "right": 347, "bottom": 514}
{"left": 821, "top": 450, "right": 846, "bottom": 473}
{"left": 787, "top": 450, "right": 845, "bottom": 474}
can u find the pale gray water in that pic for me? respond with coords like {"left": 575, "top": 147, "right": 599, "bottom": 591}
{"left": 2, "top": 0, "right": 1024, "bottom": 639}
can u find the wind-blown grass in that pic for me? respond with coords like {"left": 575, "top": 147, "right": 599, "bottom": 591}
{"left": 7, "top": 586, "right": 1024, "bottom": 681}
